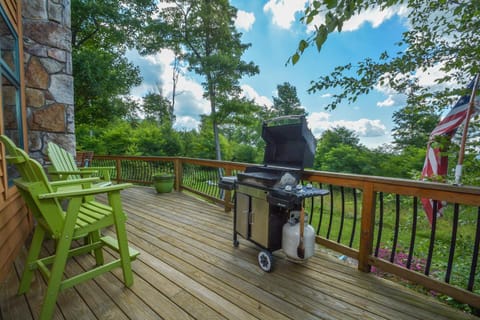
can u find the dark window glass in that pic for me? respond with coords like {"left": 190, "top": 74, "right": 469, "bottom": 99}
{"left": 0, "top": 8, "right": 22, "bottom": 185}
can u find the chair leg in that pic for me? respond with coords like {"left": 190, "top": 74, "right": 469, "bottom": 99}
{"left": 89, "top": 230, "right": 104, "bottom": 265}
{"left": 40, "top": 199, "right": 80, "bottom": 320}
{"left": 18, "top": 226, "right": 46, "bottom": 295}
{"left": 40, "top": 231, "right": 74, "bottom": 320}
{"left": 109, "top": 192, "right": 134, "bottom": 287}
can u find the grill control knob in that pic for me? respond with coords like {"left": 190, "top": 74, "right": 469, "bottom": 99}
{"left": 306, "top": 183, "right": 312, "bottom": 189}
{"left": 285, "top": 185, "right": 292, "bottom": 191}
{"left": 296, "top": 184, "right": 303, "bottom": 190}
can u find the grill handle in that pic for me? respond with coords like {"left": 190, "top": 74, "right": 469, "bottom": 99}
{"left": 263, "top": 115, "right": 305, "bottom": 126}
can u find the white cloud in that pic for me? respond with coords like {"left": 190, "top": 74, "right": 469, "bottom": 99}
{"left": 343, "top": 7, "right": 398, "bottom": 31}
{"left": 320, "top": 93, "right": 332, "bottom": 98}
{"left": 128, "top": 49, "right": 210, "bottom": 130}
{"left": 241, "top": 84, "right": 273, "bottom": 108}
{"left": 235, "top": 10, "right": 255, "bottom": 31}
{"left": 174, "top": 116, "right": 200, "bottom": 131}
{"left": 263, "top": 0, "right": 306, "bottom": 29}
{"left": 308, "top": 112, "right": 387, "bottom": 138}
{"left": 307, "top": 4, "right": 408, "bottom": 33}
{"left": 377, "top": 95, "right": 396, "bottom": 108}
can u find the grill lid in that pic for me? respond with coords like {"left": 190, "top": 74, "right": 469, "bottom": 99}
{"left": 262, "top": 115, "right": 316, "bottom": 169}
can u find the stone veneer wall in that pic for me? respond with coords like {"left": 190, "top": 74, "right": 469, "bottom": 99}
{"left": 22, "top": 0, "right": 74, "bottom": 162}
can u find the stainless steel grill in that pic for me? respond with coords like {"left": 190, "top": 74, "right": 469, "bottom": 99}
{"left": 220, "top": 115, "right": 328, "bottom": 272}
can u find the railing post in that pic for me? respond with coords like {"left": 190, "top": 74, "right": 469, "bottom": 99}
{"left": 115, "top": 159, "right": 122, "bottom": 183}
{"left": 174, "top": 158, "right": 182, "bottom": 191}
{"left": 358, "top": 183, "right": 376, "bottom": 272}
{"left": 224, "top": 168, "right": 232, "bottom": 212}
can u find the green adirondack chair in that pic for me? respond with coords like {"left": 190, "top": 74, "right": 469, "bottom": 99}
{"left": 47, "top": 142, "right": 114, "bottom": 186}
{"left": 0, "top": 135, "right": 139, "bottom": 320}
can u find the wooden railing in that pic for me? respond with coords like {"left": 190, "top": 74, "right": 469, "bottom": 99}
{"left": 93, "top": 155, "right": 480, "bottom": 311}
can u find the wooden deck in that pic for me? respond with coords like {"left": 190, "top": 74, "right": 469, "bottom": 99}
{"left": 0, "top": 187, "right": 477, "bottom": 320}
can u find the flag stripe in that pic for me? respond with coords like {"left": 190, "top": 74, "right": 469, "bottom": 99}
{"left": 421, "top": 77, "right": 479, "bottom": 224}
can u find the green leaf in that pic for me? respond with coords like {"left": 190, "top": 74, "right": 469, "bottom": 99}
{"left": 325, "top": 0, "right": 338, "bottom": 10}
{"left": 315, "top": 26, "right": 328, "bottom": 51}
{"left": 325, "top": 12, "right": 337, "bottom": 32}
{"left": 292, "top": 53, "right": 300, "bottom": 65}
{"left": 298, "top": 39, "right": 309, "bottom": 53}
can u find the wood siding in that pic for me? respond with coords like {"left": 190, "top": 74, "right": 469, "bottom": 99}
{"left": 0, "top": 0, "right": 18, "bottom": 28}
{"left": 0, "top": 0, "right": 32, "bottom": 283}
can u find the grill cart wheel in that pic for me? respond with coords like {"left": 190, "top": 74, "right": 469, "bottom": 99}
{"left": 258, "top": 250, "right": 273, "bottom": 272}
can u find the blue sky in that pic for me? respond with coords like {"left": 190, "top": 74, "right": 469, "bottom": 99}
{"left": 128, "top": 1, "right": 436, "bottom": 149}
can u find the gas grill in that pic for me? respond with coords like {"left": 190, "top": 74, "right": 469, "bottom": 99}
{"left": 220, "top": 115, "right": 328, "bottom": 272}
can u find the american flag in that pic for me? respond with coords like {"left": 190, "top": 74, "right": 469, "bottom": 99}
{"left": 421, "top": 78, "right": 480, "bottom": 224}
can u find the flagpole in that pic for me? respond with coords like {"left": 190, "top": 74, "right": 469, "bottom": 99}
{"left": 454, "top": 73, "right": 480, "bottom": 185}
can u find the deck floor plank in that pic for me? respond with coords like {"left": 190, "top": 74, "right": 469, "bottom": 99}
{"left": 0, "top": 187, "right": 477, "bottom": 320}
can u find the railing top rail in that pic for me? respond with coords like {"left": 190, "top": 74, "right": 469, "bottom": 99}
{"left": 94, "top": 154, "right": 480, "bottom": 196}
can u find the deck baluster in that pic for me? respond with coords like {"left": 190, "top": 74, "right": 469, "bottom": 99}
{"left": 445, "top": 203, "right": 459, "bottom": 283}
{"left": 337, "top": 186, "right": 345, "bottom": 243}
{"left": 374, "top": 192, "right": 384, "bottom": 257}
{"left": 406, "top": 197, "right": 418, "bottom": 270}
{"left": 425, "top": 200, "right": 438, "bottom": 276}
{"left": 468, "top": 207, "right": 480, "bottom": 291}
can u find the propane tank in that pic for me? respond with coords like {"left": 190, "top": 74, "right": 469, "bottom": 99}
{"left": 282, "top": 210, "right": 315, "bottom": 260}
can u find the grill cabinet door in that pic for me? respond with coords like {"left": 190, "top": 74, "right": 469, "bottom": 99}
{"left": 250, "top": 192, "right": 269, "bottom": 247}
{"left": 235, "top": 193, "right": 249, "bottom": 238}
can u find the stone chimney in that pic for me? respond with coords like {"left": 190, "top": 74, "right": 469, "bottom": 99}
{"left": 22, "top": 0, "right": 74, "bottom": 162}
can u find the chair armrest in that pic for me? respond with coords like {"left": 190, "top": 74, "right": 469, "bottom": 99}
{"left": 50, "top": 169, "right": 98, "bottom": 175}
{"left": 38, "top": 183, "right": 132, "bottom": 199}
{"left": 50, "top": 177, "right": 100, "bottom": 187}
{"left": 81, "top": 166, "right": 115, "bottom": 170}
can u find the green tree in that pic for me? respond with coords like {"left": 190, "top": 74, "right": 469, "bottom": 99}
{"left": 142, "top": 89, "right": 174, "bottom": 125}
{"left": 134, "top": 121, "right": 183, "bottom": 156}
{"left": 322, "top": 144, "right": 373, "bottom": 174}
{"left": 291, "top": 1, "right": 480, "bottom": 112}
{"left": 314, "top": 126, "right": 364, "bottom": 171}
{"left": 147, "top": 0, "right": 259, "bottom": 161}
{"left": 72, "top": 0, "right": 157, "bottom": 51}
{"left": 271, "top": 82, "right": 306, "bottom": 117}
{"left": 72, "top": 0, "right": 157, "bottom": 126}
{"left": 392, "top": 104, "right": 440, "bottom": 150}
{"left": 73, "top": 47, "right": 142, "bottom": 125}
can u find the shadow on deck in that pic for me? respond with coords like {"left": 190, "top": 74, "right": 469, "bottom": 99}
{"left": 0, "top": 187, "right": 476, "bottom": 319}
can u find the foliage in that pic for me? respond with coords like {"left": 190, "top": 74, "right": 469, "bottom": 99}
{"left": 71, "top": 0, "right": 157, "bottom": 51}
{"left": 73, "top": 47, "right": 142, "bottom": 126}
{"left": 314, "top": 127, "right": 363, "bottom": 171}
{"left": 271, "top": 82, "right": 307, "bottom": 117}
{"left": 291, "top": 1, "right": 480, "bottom": 111}
{"left": 145, "top": 0, "right": 260, "bottom": 160}
{"left": 392, "top": 105, "right": 440, "bottom": 150}
{"left": 142, "top": 90, "right": 175, "bottom": 125}
{"left": 72, "top": 0, "right": 158, "bottom": 126}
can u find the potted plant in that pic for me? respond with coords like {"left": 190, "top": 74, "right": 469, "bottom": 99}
{"left": 152, "top": 173, "right": 175, "bottom": 193}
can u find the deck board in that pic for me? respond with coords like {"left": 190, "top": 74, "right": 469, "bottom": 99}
{"left": 0, "top": 186, "right": 477, "bottom": 320}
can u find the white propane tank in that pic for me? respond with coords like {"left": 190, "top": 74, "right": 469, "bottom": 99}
{"left": 282, "top": 210, "right": 315, "bottom": 260}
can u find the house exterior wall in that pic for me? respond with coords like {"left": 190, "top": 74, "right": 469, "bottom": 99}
{"left": 0, "top": 0, "right": 30, "bottom": 283}
{"left": 22, "top": 0, "right": 74, "bottom": 160}
{"left": 0, "top": 0, "right": 74, "bottom": 282}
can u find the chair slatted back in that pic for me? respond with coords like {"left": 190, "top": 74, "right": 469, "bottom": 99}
{"left": 0, "top": 136, "right": 65, "bottom": 238}
{"left": 47, "top": 142, "right": 81, "bottom": 180}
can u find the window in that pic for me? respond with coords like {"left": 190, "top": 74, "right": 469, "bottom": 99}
{"left": 0, "top": 7, "right": 23, "bottom": 184}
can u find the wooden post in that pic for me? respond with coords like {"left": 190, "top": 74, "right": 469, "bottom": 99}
{"left": 115, "top": 159, "right": 122, "bottom": 183}
{"left": 174, "top": 158, "right": 182, "bottom": 191}
{"left": 224, "top": 168, "right": 232, "bottom": 212}
{"left": 358, "top": 183, "right": 376, "bottom": 272}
